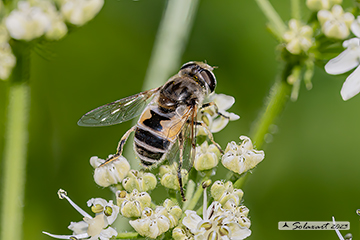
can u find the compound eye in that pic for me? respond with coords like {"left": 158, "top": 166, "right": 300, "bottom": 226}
{"left": 180, "top": 62, "right": 197, "bottom": 70}
{"left": 201, "top": 70, "right": 216, "bottom": 92}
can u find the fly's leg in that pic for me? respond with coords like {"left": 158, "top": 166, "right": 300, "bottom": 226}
{"left": 197, "top": 121, "right": 223, "bottom": 154}
{"left": 100, "top": 125, "right": 136, "bottom": 166}
{"left": 178, "top": 131, "right": 187, "bottom": 201}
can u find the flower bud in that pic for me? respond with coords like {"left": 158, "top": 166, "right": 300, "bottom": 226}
{"left": 172, "top": 227, "right": 187, "bottom": 240}
{"left": 116, "top": 189, "right": 151, "bottom": 218}
{"left": 194, "top": 141, "right": 221, "bottom": 171}
{"left": 222, "top": 136, "right": 264, "bottom": 175}
{"left": 90, "top": 155, "right": 130, "bottom": 187}
{"left": 306, "top": 0, "right": 342, "bottom": 11}
{"left": 163, "top": 199, "right": 182, "bottom": 228}
{"left": 318, "top": 5, "right": 354, "bottom": 40}
{"left": 60, "top": 0, "right": 104, "bottom": 26}
{"left": 0, "top": 42, "right": 16, "bottom": 80}
{"left": 283, "top": 19, "right": 313, "bottom": 55}
{"left": 159, "top": 163, "right": 188, "bottom": 190}
{"left": 210, "top": 181, "right": 243, "bottom": 207}
{"left": 129, "top": 207, "right": 170, "bottom": 239}
{"left": 5, "top": 1, "right": 51, "bottom": 41}
{"left": 122, "top": 170, "right": 157, "bottom": 192}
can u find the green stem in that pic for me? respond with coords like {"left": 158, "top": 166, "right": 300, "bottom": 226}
{"left": 233, "top": 63, "right": 293, "bottom": 189}
{"left": 116, "top": 232, "right": 139, "bottom": 239}
{"left": 124, "top": 0, "right": 200, "bottom": 168}
{"left": 291, "top": 0, "right": 301, "bottom": 20}
{"left": 255, "top": 0, "right": 287, "bottom": 40}
{"left": 181, "top": 180, "right": 195, "bottom": 210}
{"left": 250, "top": 66, "right": 292, "bottom": 148}
{"left": 1, "top": 41, "right": 30, "bottom": 240}
{"left": 183, "top": 177, "right": 208, "bottom": 211}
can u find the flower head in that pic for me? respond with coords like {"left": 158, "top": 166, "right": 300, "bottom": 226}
{"left": 162, "top": 199, "right": 183, "bottom": 228}
{"left": 199, "top": 93, "right": 239, "bottom": 134}
{"left": 306, "top": 0, "right": 342, "bottom": 11}
{"left": 129, "top": 207, "right": 171, "bottom": 239}
{"left": 159, "top": 163, "right": 188, "bottom": 190}
{"left": 5, "top": 1, "right": 51, "bottom": 41}
{"left": 0, "top": 42, "right": 16, "bottom": 80}
{"left": 90, "top": 155, "right": 130, "bottom": 187}
{"left": 182, "top": 188, "right": 251, "bottom": 240}
{"left": 43, "top": 189, "right": 118, "bottom": 240}
{"left": 193, "top": 141, "right": 221, "bottom": 171}
{"left": 318, "top": 5, "right": 354, "bottom": 39}
{"left": 122, "top": 170, "right": 157, "bottom": 192}
{"left": 324, "top": 24, "right": 360, "bottom": 101}
{"left": 60, "top": 0, "right": 104, "bottom": 26}
{"left": 116, "top": 189, "right": 151, "bottom": 218}
{"left": 283, "top": 19, "right": 313, "bottom": 55}
{"left": 210, "top": 181, "right": 244, "bottom": 208}
{"left": 221, "top": 136, "right": 264, "bottom": 175}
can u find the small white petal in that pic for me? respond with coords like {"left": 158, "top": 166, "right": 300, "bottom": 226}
{"left": 99, "top": 227, "right": 117, "bottom": 240}
{"left": 351, "top": 17, "right": 360, "bottom": 37}
{"left": 87, "top": 198, "right": 108, "bottom": 208}
{"left": 340, "top": 65, "right": 360, "bottom": 100}
{"left": 183, "top": 210, "right": 202, "bottom": 233}
{"left": 210, "top": 117, "right": 230, "bottom": 133}
{"left": 228, "top": 224, "right": 251, "bottom": 240}
{"left": 325, "top": 48, "right": 360, "bottom": 75}
{"left": 68, "top": 221, "right": 88, "bottom": 235}
{"left": 213, "top": 94, "right": 235, "bottom": 111}
{"left": 228, "top": 113, "right": 240, "bottom": 121}
{"left": 42, "top": 231, "right": 89, "bottom": 239}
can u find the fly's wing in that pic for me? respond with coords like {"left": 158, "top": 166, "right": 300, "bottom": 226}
{"left": 78, "top": 87, "right": 161, "bottom": 127}
{"left": 166, "top": 106, "right": 197, "bottom": 173}
{"left": 182, "top": 107, "right": 197, "bottom": 172}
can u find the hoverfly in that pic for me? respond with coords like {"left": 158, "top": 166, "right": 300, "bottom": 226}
{"left": 78, "top": 61, "right": 225, "bottom": 200}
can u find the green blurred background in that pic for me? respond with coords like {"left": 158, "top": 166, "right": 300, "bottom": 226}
{"left": 1, "top": 0, "right": 359, "bottom": 239}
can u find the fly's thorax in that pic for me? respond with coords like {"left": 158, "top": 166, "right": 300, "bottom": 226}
{"left": 158, "top": 76, "right": 206, "bottom": 110}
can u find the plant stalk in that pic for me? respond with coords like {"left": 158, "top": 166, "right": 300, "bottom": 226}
{"left": 233, "top": 63, "right": 292, "bottom": 189}
{"left": 1, "top": 41, "right": 30, "bottom": 240}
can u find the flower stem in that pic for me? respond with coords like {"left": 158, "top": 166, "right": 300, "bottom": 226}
{"left": 250, "top": 65, "right": 292, "bottom": 148}
{"left": 183, "top": 177, "right": 208, "bottom": 211}
{"left": 1, "top": 41, "right": 30, "bottom": 240}
{"left": 255, "top": 0, "right": 287, "bottom": 40}
{"left": 124, "top": 0, "right": 199, "bottom": 168}
{"left": 181, "top": 179, "right": 195, "bottom": 210}
{"left": 116, "top": 232, "right": 139, "bottom": 239}
{"left": 233, "top": 63, "right": 293, "bottom": 189}
{"left": 291, "top": 0, "right": 301, "bottom": 20}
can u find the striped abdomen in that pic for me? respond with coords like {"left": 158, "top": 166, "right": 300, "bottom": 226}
{"left": 134, "top": 104, "right": 189, "bottom": 167}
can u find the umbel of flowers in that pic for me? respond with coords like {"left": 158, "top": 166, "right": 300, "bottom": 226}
{"left": 0, "top": 0, "right": 104, "bottom": 80}
{"left": 43, "top": 93, "right": 265, "bottom": 239}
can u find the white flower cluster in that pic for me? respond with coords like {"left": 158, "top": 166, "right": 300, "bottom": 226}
{"left": 283, "top": 19, "right": 313, "bottom": 55}
{"left": 324, "top": 17, "right": 360, "bottom": 100}
{"left": 222, "top": 136, "right": 265, "bottom": 175}
{"left": 198, "top": 93, "right": 240, "bottom": 134}
{"left": 179, "top": 186, "right": 251, "bottom": 240}
{"left": 44, "top": 91, "right": 261, "bottom": 240}
{"left": 302, "top": 2, "right": 360, "bottom": 101}
{"left": 0, "top": 0, "right": 104, "bottom": 80}
{"left": 317, "top": 5, "right": 354, "bottom": 40}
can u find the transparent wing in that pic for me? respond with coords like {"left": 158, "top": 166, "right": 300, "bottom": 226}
{"left": 166, "top": 107, "right": 197, "bottom": 173}
{"left": 78, "top": 87, "right": 161, "bottom": 127}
